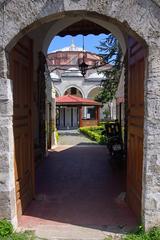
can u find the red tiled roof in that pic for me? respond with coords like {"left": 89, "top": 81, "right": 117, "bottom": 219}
{"left": 56, "top": 95, "right": 101, "bottom": 106}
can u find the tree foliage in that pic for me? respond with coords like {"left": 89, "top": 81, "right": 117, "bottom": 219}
{"left": 95, "top": 34, "right": 123, "bottom": 103}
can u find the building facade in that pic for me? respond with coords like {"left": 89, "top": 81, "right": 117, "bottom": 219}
{"left": 48, "top": 42, "right": 110, "bottom": 128}
{"left": 56, "top": 95, "right": 101, "bottom": 129}
{"left": 0, "top": 0, "right": 160, "bottom": 230}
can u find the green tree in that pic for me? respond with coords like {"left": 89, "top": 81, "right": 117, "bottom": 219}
{"left": 95, "top": 34, "right": 123, "bottom": 103}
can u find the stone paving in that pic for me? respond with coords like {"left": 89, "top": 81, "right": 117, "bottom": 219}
{"left": 1, "top": 0, "right": 160, "bottom": 230}
{"left": 19, "top": 131, "right": 137, "bottom": 239}
{"left": 58, "top": 129, "right": 98, "bottom": 145}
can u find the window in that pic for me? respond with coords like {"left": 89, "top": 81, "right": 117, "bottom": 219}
{"left": 71, "top": 87, "right": 77, "bottom": 95}
{"left": 87, "top": 107, "right": 96, "bottom": 120}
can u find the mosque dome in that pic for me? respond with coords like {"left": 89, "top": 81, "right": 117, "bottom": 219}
{"left": 50, "top": 72, "right": 60, "bottom": 79}
{"left": 88, "top": 72, "right": 105, "bottom": 79}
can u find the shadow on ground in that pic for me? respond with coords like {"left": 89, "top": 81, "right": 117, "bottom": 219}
{"left": 19, "top": 143, "right": 137, "bottom": 235}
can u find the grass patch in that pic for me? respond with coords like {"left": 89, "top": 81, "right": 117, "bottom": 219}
{"left": 122, "top": 226, "right": 160, "bottom": 240}
{"left": 1, "top": 231, "right": 36, "bottom": 240}
{"left": 79, "top": 126, "right": 106, "bottom": 144}
{"left": 1, "top": 219, "right": 159, "bottom": 240}
{"left": 0, "top": 219, "right": 36, "bottom": 240}
{"left": 56, "top": 130, "right": 59, "bottom": 143}
{"left": 104, "top": 226, "right": 160, "bottom": 240}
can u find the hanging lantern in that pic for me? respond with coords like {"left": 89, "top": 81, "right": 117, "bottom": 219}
{"left": 79, "top": 61, "right": 88, "bottom": 77}
{"left": 78, "top": 35, "right": 88, "bottom": 77}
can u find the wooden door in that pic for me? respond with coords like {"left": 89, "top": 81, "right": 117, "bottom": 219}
{"left": 127, "top": 37, "right": 146, "bottom": 219}
{"left": 65, "top": 107, "right": 72, "bottom": 128}
{"left": 48, "top": 103, "right": 52, "bottom": 149}
{"left": 10, "top": 36, "right": 34, "bottom": 217}
{"left": 72, "top": 107, "right": 79, "bottom": 128}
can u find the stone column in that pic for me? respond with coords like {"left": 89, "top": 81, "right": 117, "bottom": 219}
{"left": 0, "top": 50, "right": 17, "bottom": 226}
{"left": 51, "top": 82, "right": 57, "bottom": 147}
{"left": 143, "top": 46, "right": 160, "bottom": 229}
{"left": 79, "top": 106, "right": 82, "bottom": 127}
{"left": 96, "top": 106, "right": 100, "bottom": 124}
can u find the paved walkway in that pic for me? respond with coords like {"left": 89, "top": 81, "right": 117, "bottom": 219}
{"left": 58, "top": 129, "right": 98, "bottom": 145}
{"left": 19, "top": 132, "right": 137, "bottom": 239}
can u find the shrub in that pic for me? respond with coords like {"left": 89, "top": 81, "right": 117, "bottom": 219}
{"left": 0, "top": 219, "right": 36, "bottom": 240}
{"left": 79, "top": 126, "right": 106, "bottom": 144}
{"left": 148, "top": 227, "right": 160, "bottom": 240}
{"left": 10, "top": 231, "right": 36, "bottom": 240}
{"left": 123, "top": 226, "right": 160, "bottom": 240}
{"left": 98, "top": 121, "right": 106, "bottom": 127}
{"left": 0, "top": 219, "right": 13, "bottom": 237}
{"left": 56, "top": 130, "right": 59, "bottom": 142}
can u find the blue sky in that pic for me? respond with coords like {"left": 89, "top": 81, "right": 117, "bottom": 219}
{"left": 48, "top": 34, "right": 109, "bottom": 54}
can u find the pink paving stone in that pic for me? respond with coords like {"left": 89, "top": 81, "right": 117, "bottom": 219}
{"left": 19, "top": 145, "right": 137, "bottom": 233}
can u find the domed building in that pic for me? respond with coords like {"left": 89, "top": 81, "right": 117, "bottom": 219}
{"left": 47, "top": 41, "right": 111, "bottom": 129}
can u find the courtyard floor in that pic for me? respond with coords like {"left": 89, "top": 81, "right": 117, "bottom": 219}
{"left": 58, "top": 129, "right": 98, "bottom": 145}
{"left": 19, "top": 130, "right": 137, "bottom": 239}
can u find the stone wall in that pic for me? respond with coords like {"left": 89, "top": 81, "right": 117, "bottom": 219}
{"left": 143, "top": 47, "right": 160, "bottom": 228}
{"left": 0, "top": 77, "right": 17, "bottom": 226}
{"left": 81, "top": 119, "right": 98, "bottom": 127}
{"left": 0, "top": 0, "right": 159, "bottom": 230}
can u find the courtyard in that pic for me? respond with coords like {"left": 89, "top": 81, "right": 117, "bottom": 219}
{"left": 57, "top": 129, "right": 98, "bottom": 145}
{"left": 18, "top": 131, "right": 137, "bottom": 239}
{"left": 0, "top": 0, "right": 160, "bottom": 235}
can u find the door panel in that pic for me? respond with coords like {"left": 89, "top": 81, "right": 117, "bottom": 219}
{"left": 65, "top": 108, "right": 71, "bottom": 128}
{"left": 10, "top": 37, "right": 34, "bottom": 217}
{"left": 127, "top": 37, "right": 146, "bottom": 219}
{"left": 73, "top": 107, "right": 78, "bottom": 128}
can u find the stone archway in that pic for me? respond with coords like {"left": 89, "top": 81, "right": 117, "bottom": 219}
{"left": 55, "top": 88, "right": 61, "bottom": 97}
{"left": 0, "top": 0, "right": 160, "bottom": 229}
{"left": 87, "top": 86, "right": 106, "bottom": 121}
{"left": 63, "top": 86, "right": 84, "bottom": 98}
{"left": 87, "top": 86, "right": 102, "bottom": 99}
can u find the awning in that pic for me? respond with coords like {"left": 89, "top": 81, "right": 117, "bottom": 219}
{"left": 56, "top": 95, "right": 102, "bottom": 106}
{"left": 57, "top": 20, "right": 110, "bottom": 36}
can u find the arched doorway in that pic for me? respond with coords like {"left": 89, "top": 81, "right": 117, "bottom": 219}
{"left": 55, "top": 88, "right": 61, "bottom": 97}
{"left": 87, "top": 87, "right": 102, "bottom": 100}
{"left": 10, "top": 16, "right": 146, "bottom": 227}
{"left": 87, "top": 86, "right": 106, "bottom": 120}
{"left": 10, "top": 19, "right": 146, "bottom": 226}
{"left": 64, "top": 86, "right": 83, "bottom": 98}
{"left": 56, "top": 87, "right": 84, "bottom": 129}
{"left": 0, "top": 1, "right": 159, "bottom": 231}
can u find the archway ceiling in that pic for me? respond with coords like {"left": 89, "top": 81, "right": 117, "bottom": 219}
{"left": 57, "top": 20, "right": 110, "bottom": 36}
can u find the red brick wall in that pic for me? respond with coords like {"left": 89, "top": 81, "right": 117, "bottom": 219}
{"left": 81, "top": 119, "right": 98, "bottom": 127}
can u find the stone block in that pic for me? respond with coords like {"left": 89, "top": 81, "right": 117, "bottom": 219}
{"left": 0, "top": 125, "right": 14, "bottom": 152}
{"left": 0, "top": 78, "right": 13, "bottom": 101}
{"left": 0, "top": 152, "right": 10, "bottom": 172}
{"left": 0, "top": 50, "right": 8, "bottom": 78}
{"left": 144, "top": 210, "right": 160, "bottom": 229}
{"left": 0, "top": 189, "right": 16, "bottom": 220}
{"left": 0, "top": 99, "right": 13, "bottom": 115}
{"left": 0, "top": 191, "right": 12, "bottom": 219}
{"left": 0, "top": 0, "right": 159, "bottom": 230}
